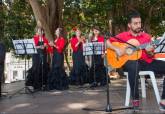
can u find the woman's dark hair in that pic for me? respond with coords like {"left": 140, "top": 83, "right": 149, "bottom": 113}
{"left": 127, "top": 10, "right": 141, "bottom": 23}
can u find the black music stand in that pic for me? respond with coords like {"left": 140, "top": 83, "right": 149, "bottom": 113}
{"left": 9, "top": 39, "right": 37, "bottom": 98}
{"left": 83, "top": 42, "right": 104, "bottom": 88}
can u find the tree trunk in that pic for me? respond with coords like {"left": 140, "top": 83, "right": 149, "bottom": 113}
{"left": 28, "top": 0, "right": 72, "bottom": 71}
{"left": 28, "top": 0, "right": 64, "bottom": 41}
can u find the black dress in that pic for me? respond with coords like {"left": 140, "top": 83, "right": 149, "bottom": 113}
{"left": 26, "top": 41, "right": 49, "bottom": 90}
{"left": 0, "top": 42, "right": 5, "bottom": 97}
{"left": 70, "top": 44, "right": 89, "bottom": 85}
{"left": 48, "top": 49, "right": 69, "bottom": 90}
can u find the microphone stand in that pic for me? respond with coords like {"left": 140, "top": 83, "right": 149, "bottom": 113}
{"left": 41, "top": 31, "right": 44, "bottom": 91}
{"left": 110, "top": 34, "right": 141, "bottom": 111}
{"left": 104, "top": 33, "right": 135, "bottom": 112}
{"left": 82, "top": 33, "right": 133, "bottom": 112}
{"left": 40, "top": 30, "right": 45, "bottom": 91}
{"left": 104, "top": 35, "right": 112, "bottom": 112}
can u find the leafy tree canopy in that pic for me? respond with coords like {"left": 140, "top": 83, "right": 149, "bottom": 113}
{"left": 0, "top": 0, "right": 165, "bottom": 50}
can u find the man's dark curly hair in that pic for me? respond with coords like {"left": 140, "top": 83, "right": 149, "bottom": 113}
{"left": 127, "top": 10, "right": 141, "bottom": 23}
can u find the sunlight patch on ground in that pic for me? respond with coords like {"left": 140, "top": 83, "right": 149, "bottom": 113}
{"left": 67, "top": 103, "right": 87, "bottom": 109}
{"left": 113, "top": 83, "right": 123, "bottom": 87}
{"left": 49, "top": 91, "right": 62, "bottom": 95}
{"left": 83, "top": 91, "right": 99, "bottom": 95}
{"left": 7, "top": 103, "right": 31, "bottom": 111}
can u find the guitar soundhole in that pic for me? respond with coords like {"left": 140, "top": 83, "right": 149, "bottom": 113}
{"left": 126, "top": 47, "right": 134, "bottom": 55}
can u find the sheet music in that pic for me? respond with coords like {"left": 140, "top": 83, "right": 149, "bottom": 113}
{"left": 155, "top": 32, "right": 165, "bottom": 53}
{"left": 157, "top": 32, "right": 165, "bottom": 44}
{"left": 12, "top": 39, "right": 37, "bottom": 55}
{"left": 83, "top": 42, "right": 104, "bottom": 56}
{"left": 83, "top": 43, "right": 93, "bottom": 55}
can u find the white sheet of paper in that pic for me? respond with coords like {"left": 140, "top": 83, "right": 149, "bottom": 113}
{"left": 155, "top": 32, "right": 165, "bottom": 53}
{"left": 12, "top": 39, "right": 37, "bottom": 55}
{"left": 83, "top": 42, "right": 104, "bottom": 56}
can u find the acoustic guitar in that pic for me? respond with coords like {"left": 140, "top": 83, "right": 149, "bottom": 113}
{"left": 106, "top": 39, "right": 160, "bottom": 68}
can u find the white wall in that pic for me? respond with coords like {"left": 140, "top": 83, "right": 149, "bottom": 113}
{"left": 4, "top": 52, "right": 32, "bottom": 83}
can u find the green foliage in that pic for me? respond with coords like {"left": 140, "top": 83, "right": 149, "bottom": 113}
{"left": 3, "top": 0, "right": 35, "bottom": 51}
{"left": 0, "top": 0, "right": 165, "bottom": 51}
{"left": 0, "top": 4, "right": 7, "bottom": 48}
{"left": 64, "top": 0, "right": 165, "bottom": 37}
{"left": 63, "top": 0, "right": 110, "bottom": 36}
{"left": 135, "top": 0, "right": 165, "bottom": 35}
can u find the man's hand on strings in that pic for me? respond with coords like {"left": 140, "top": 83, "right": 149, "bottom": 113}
{"left": 145, "top": 45, "right": 155, "bottom": 57}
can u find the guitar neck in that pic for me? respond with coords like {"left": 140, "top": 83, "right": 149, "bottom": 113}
{"left": 137, "top": 39, "right": 161, "bottom": 50}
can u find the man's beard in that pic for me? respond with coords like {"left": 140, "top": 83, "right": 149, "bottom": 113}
{"left": 132, "top": 28, "right": 141, "bottom": 34}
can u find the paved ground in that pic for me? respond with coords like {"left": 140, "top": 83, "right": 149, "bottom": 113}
{"left": 0, "top": 78, "right": 164, "bottom": 114}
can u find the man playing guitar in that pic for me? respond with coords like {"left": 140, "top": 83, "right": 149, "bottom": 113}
{"left": 106, "top": 10, "right": 165, "bottom": 110}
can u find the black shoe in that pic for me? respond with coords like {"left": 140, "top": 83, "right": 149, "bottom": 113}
{"left": 100, "top": 82, "right": 106, "bottom": 87}
{"left": 33, "top": 87, "right": 42, "bottom": 92}
{"left": 42, "top": 86, "right": 50, "bottom": 91}
{"left": 90, "top": 82, "right": 98, "bottom": 88}
{"left": 63, "top": 86, "right": 69, "bottom": 90}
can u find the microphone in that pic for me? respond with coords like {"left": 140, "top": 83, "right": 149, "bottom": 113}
{"left": 104, "top": 32, "right": 112, "bottom": 40}
{"left": 88, "top": 31, "right": 93, "bottom": 39}
{"left": 41, "top": 28, "right": 44, "bottom": 36}
{"left": 140, "top": 28, "right": 144, "bottom": 32}
{"left": 41, "top": 30, "right": 43, "bottom": 35}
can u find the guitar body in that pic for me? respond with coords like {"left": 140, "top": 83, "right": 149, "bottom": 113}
{"left": 107, "top": 39, "right": 142, "bottom": 68}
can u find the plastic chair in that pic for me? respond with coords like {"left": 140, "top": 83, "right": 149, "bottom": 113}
{"left": 124, "top": 71, "right": 160, "bottom": 106}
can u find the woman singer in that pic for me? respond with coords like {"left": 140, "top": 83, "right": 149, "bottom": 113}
{"left": 70, "top": 29, "right": 89, "bottom": 85}
{"left": 48, "top": 28, "right": 69, "bottom": 90}
{"left": 26, "top": 27, "right": 50, "bottom": 91}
